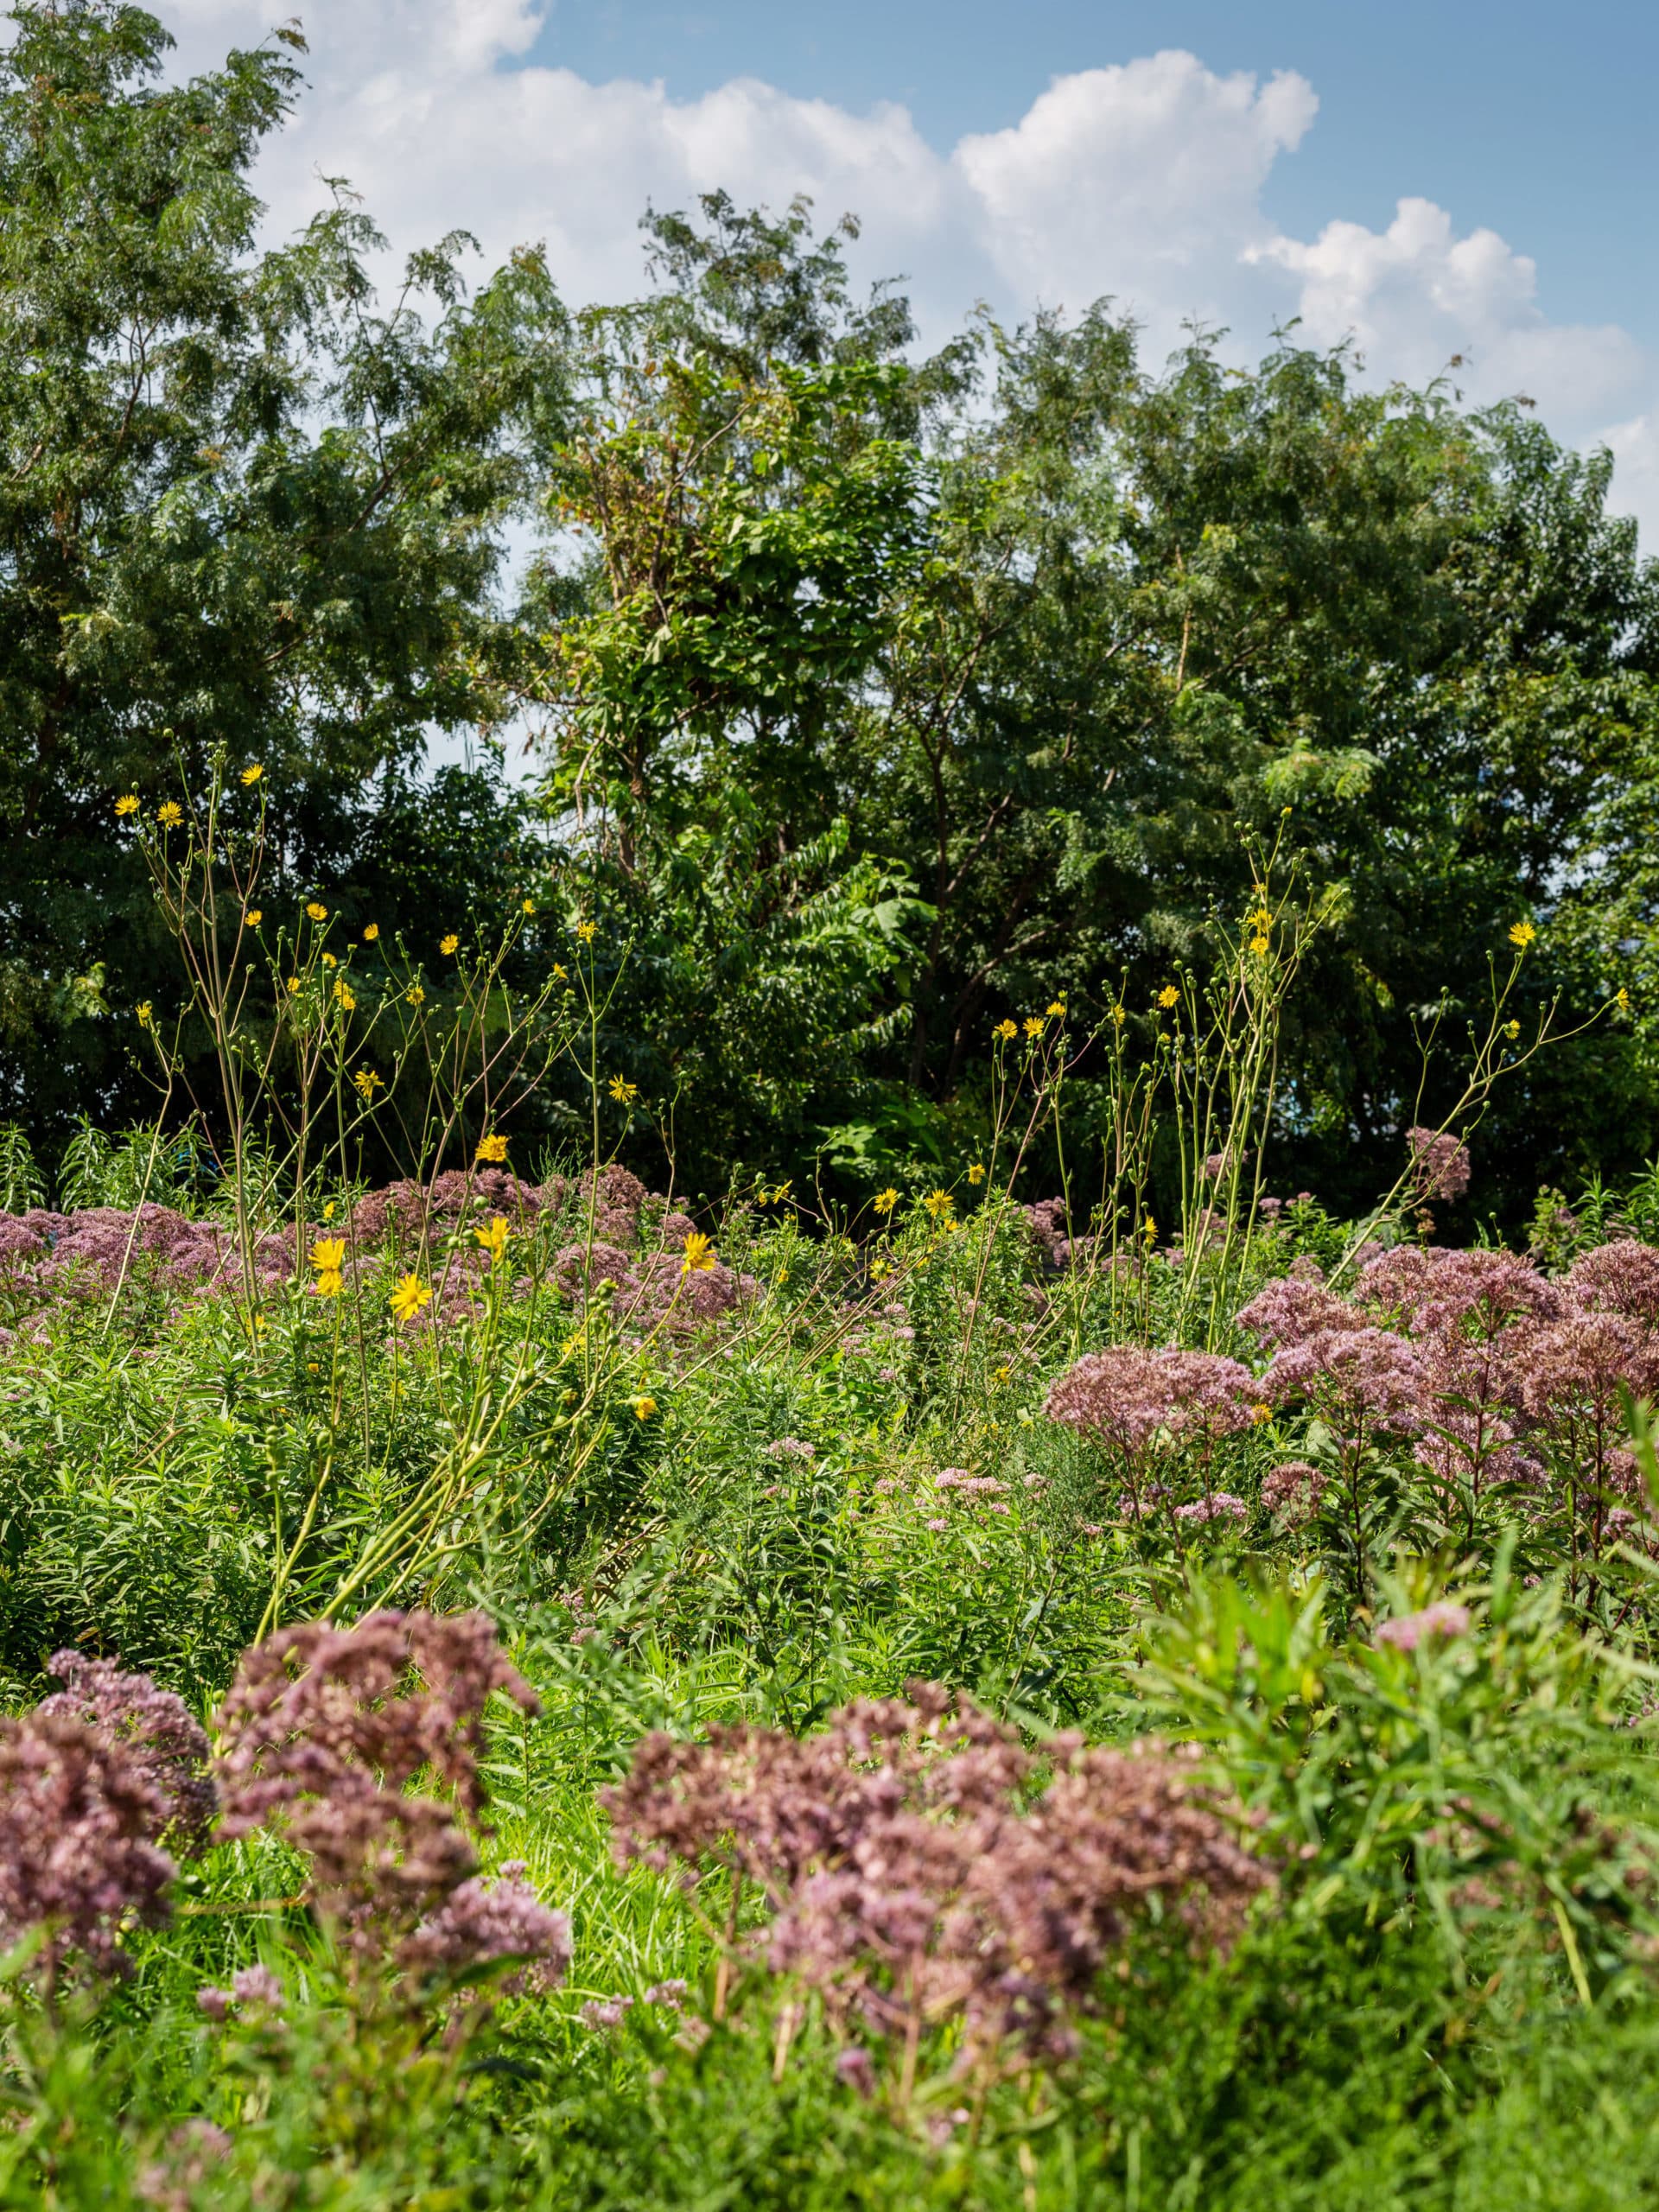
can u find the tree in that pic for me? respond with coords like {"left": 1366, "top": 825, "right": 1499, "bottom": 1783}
{"left": 0, "top": 1, "right": 569, "bottom": 1142}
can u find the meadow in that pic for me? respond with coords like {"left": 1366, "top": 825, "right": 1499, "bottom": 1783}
{"left": 2, "top": 797, "right": 1658, "bottom": 2210}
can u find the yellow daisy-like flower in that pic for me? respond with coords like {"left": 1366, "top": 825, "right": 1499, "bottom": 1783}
{"left": 136, "top": 1001, "right": 153, "bottom": 1028}
{"left": 967, "top": 1162, "right": 986, "bottom": 1185}
{"left": 440, "top": 932, "right": 459, "bottom": 956}
{"left": 306, "top": 901, "right": 327, "bottom": 923}
{"left": 1024, "top": 1015, "right": 1045, "bottom": 1039}
{"left": 286, "top": 977, "right": 301, "bottom": 995}
{"left": 115, "top": 793, "right": 139, "bottom": 817}
{"left": 632, "top": 1393, "right": 657, "bottom": 1421}
{"left": 1109, "top": 1004, "right": 1127, "bottom": 1027}
{"left": 994, "top": 1019, "right": 1018, "bottom": 1041}
{"left": 1046, "top": 1000, "right": 1066, "bottom": 1018}
{"left": 994, "top": 1364, "right": 1011, "bottom": 1386}
{"left": 923, "top": 1188, "right": 955, "bottom": 1218}
{"left": 874, "top": 1187, "right": 899, "bottom": 1215}
{"left": 475, "top": 1134, "right": 508, "bottom": 1164}
{"left": 1509, "top": 920, "right": 1536, "bottom": 950}
{"left": 1157, "top": 985, "right": 1179, "bottom": 1009}
{"left": 406, "top": 985, "right": 425, "bottom": 1007}
{"left": 245, "top": 909, "right": 262, "bottom": 927}
{"left": 362, "top": 923, "right": 378, "bottom": 942}
{"left": 1250, "top": 1403, "right": 1272, "bottom": 1426}
{"left": 156, "top": 801, "right": 182, "bottom": 829}
{"left": 322, "top": 1201, "right": 336, "bottom": 1222}
{"left": 575, "top": 919, "right": 597, "bottom": 944}
{"left": 315, "top": 1268, "right": 344, "bottom": 1300}
{"left": 321, "top": 952, "right": 337, "bottom": 969}
{"left": 333, "top": 980, "right": 355, "bottom": 1013}
{"left": 310, "top": 1236, "right": 346, "bottom": 1274}
{"left": 1249, "top": 934, "right": 1271, "bottom": 957}
{"left": 240, "top": 764, "right": 264, "bottom": 786}
{"left": 552, "top": 962, "right": 569, "bottom": 981}
{"left": 682, "top": 1230, "right": 715, "bottom": 1274}
{"left": 474, "top": 1215, "right": 510, "bottom": 1264}
{"left": 1617, "top": 986, "right": 1631, "bottom": 1012}
{"left": 352, "top": 1066, "right": 382, "bottom": 1100}
{"left": 1143, "top": 1213, "right": 1157, "bottom": 1240}
{"left": 1504, "top": 1019, "right": 1521, "bottom": 1040}
{"left": 608, "top": 1075, "right": 638, "bottom": 1104}
{"left": 389, "top": 1273, "right": 431, "bottom": 1323}
{"left": 521, "top": 898, "right": 536, "bottom": 915}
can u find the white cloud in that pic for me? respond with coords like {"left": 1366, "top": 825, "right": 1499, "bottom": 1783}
{"left": 140, "top": 2, "right": 1659, "bottom": 541}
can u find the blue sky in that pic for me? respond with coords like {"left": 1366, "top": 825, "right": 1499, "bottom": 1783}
{"left": 171, "top": 0, "right": 1659, "bottom": 537}
{"left": 525, "top": 0, "right": 1654, "bottom": 344}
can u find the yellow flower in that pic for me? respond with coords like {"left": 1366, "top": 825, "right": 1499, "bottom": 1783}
{"left": 1250, "top": 1403, "right": 1272, "bottom": 1426}
{"left": 1110, "top": 1003, "right": 1127, "bottom": 1028}
{"left": 967, "top": 1162, "right": 986, "bottom": 1185}
{"left": 1249, "top": 934, "right": 1270, "bottom": 957}
{"left": 1157, "top": 985, "right": 1179, "bottom": 1009}
{"left": 923, "top": 1188, "right": 955, "bottom": 1218}
{"left": 874, "top": 1187, "right": 899, "bottom": 1215}
{"left": 240, "top": 763, "right": 264, "bottom": 786}
{"left": 156, "top": 801, "right": 182, "bottom": 829}
{"left": 1504, "top": 1019, "right": 1521, "bottom": 1040}
{"left": 475, "top": 1134, "right": 508, "bottom": 1164}
{"left": 362, "top": 923, "right": 378, "bottom": 942}
{"left": 608, "top": 1075, "right": 638, "bottom": 1104}
{"left": 632, "top": 1394, "right": 657, "bottom": 1421}
{"left": 321, "top": 952, "right": 337, "bottom": 969}
{"left": 322, "top": 1200, "right": 336, "bottom": 1222}
{"left": 1617, "top": 986, "right": 1630, "bottom": 1012}
{"left": 440, "top": 932, "right": 459, "bottom": 955}
{"left": 306, "top": 901, "right": 327, "bottom": 923}
{"left": 314, "top": 1269, "right": 344, "bottom": 1300}
{"left": 994, "top": 1364, "right": 1011, "bottom": 1386}
{"left": 1046, "top": 1000, "right": 1066, "bottom": 1018}
{"left": 406, "top": 985, "right": 425, "bottom": 1007}
{"left": 310, "top": 1236, "right": 346, "bottom": 1274}
{"left": 1509, "top": 920, "right": 1536, "bottom": 950}
{"left": 352, "top": 1066, "right": 383, "bottom": 1100}
{"left": 1024, "top": 1015, "right": 1045, "bottom": 1039}
{"left": 521, "top": 898, "right": 536, "bottom": 915}
{"left": 681, "top": 1230, "right": 715, "bottom": 1274}
{"left": 245, "top": 909, "right": 262, "bottom": 927}
{"left": 115, "top": 793, "right": 139, "bottom": 817}
{"left": 994, "top": 1019, "right": 1018, "bottom": 1041}
{"left": 389, "top": 1273, "right": 431, "bottom": 1323}
{"left": 333, "top": 980, "right": 355, "bottom": 1013}
{"left": 1248, "top": 906, "right": 1271, "bottom": 932}
{"left": 575, "top": 919, "right": 596, "bottom": 944}
{"left": 286, "top": 977, "right": 300, "bottom": 995}
{"left": 552, "top": 962, "right": 569, "bottom": 981}
{"left": 135, "top": 1001, "right": 152, "bottom": 1028}
{"left": 1143, "top": 1213, "right": 1157, "bottom": 1240}
{"left": 474, "top": 1215, "right": 510, "bottom": 1264}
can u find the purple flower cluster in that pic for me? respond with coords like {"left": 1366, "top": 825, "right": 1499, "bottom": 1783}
{"left": 38, "top": 1650, "right": 217, "bottom": 1856}
{"left": 602, "top": 1684, "right": 1269, "bottom": 2050}
{"left": 1406, "top": 1128, "right": 1471, "bottom": 1205}
{"left": 1044, "top": 1346, "right": 1265, "bottom": 1526}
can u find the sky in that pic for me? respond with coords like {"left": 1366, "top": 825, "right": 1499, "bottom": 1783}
{"left": 154, "top": 0, "right": 1659, "bottom": 538}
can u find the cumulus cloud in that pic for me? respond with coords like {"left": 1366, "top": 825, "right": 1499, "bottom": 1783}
{"left": 134, "top": 2, "right": 1659, "bottom": 538}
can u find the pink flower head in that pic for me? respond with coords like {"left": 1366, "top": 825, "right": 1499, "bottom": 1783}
{"left": 1044, "top": 1347, "right": 1262, "bottom": 1453}
{"left": 1374, "top": 1601, "right": 1471, "bottom": 1652}
{"left": 1406, "top": 1128, "right": 1471, "bottom": 1204}
{"left": 1263, "top": 1326, "right": 1426, "bottom": 1436}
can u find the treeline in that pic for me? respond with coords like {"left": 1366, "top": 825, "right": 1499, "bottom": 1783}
{"left": 3, "top": 0, "right": 1656, "bottom": 1219}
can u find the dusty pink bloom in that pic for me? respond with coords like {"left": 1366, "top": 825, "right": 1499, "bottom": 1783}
{"left": 402, "top": 1872, "right": 571, "bottom": 1996}
{"left": 1235, "top": 1261, "right": 1363, "bottom": 1351}
{"left": 1264, "top": 1326, "right": 1427, "bottom": 1436}
{"left": 1359, "top": 1244, "right": 1559, "bottom": 1341}
{"left": 1261, "top": 1460, "right": 1325, "bottom": 1521}
{"left": 601, "top": 1688, "right": 1267, "bottom": 2050}
{"left": 764, "top": 1438, "right": 816, "bottom": 1461}
{"left": 39, "top": 1652, "right": 215, "bottom": 1856}
{"left": 1044, "top": 1348, "right": 1262, "bottom": 1453}
{"left": 1374, "top": 1601, "right": 1472, "bottom": 1651}
{"left": 214, "top": 1611, "right": 537, "bottom": 1960}
{"left": 135, "top": 2120, "right": 232, "bottom": 2210}
{"left": 1173, "top": 1493, "right": 1248, "bottom": 1525}
{"left": 1406, "top": 1128, "right": 1471, "bottom": 1204}
{"left": 925, "top": 1517, "right": 949, "bottom": 1532}
{"left": 644, "top": 1978, "right": 688, "bottom": 2007}
{"left": 197, "top": 1963, "right": 285, "bottom": 2021}
{"left": 0, "top": 1713, "right": 176, "bottom": 1981}
{"left": 581, "top": 1995, "right": 634, "bottom": 2030}
{"left": 1567, "top": 1242, "right": 1659, "bottom": 1326}
{"left": 836, "top": 2044, "right": 877, "bottom": 2097}
{"left": 1517, "top": 1313, "right": 1659, "bottom": 1437}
